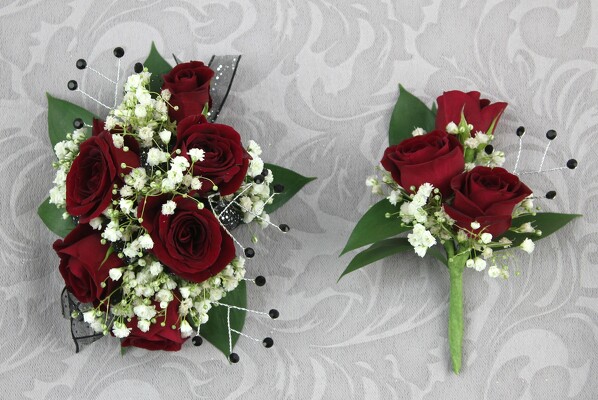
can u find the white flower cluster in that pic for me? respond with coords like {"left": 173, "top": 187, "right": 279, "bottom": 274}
{"left": 366, "top": 169, "right": 393, "bottom": 195}
{"left": 389, "top": 183, "right": 454, "bottom": 257}
{"left": 455, "top": 219, "right": 539, "bottom": 279}
{"left": 227, "top": 139, "right": 275, "bottom": 227}
{"left": 49, "top": 128, "right": 88, "bottom": 207}
{"left": 83, "top": 256, "right": 246, "bottom": 338}
{"left": 109, "top": 70, "right": 171, "bottom": 134}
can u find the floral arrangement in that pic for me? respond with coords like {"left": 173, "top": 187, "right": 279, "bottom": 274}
{"left": 340, "top": 86, "right": 580, "bottom": 374}
{"left": 38, "top": 44, "right": 313, "bottom": 360}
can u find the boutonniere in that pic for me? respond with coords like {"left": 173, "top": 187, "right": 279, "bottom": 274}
{"left": 340, "top": 86, "right": 580, "bottom": 373}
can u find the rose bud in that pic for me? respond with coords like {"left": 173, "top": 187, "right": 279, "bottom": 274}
{"left": 435, "top": 90, "right": 507, "bottom": 135}
{"left": 162, "top": 61, "right": 214, "bottom": 122}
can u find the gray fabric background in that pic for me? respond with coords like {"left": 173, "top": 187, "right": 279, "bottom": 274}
{"left": 0, "top": 0, "right": 596, "bottom": 398}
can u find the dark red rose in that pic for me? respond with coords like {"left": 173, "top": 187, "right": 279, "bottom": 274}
{"left": 54, "top": 224, "right": 123, "bottom": 304}
{"left": 66, "top": 131, "right": 139, "bottom": 223}
{"left": 444, "top": 166, "right": 533, "bottom": 237}
{"left": 139, "top": 195, "right": 235, "bottom": 283}
{"left": 162, "top": 61, "right": 214, "bottom": 122}
{"left": 435, "top": 90, "right": 507, "bottom": 135}
{"left": 121, "top": 297, "right": 187, "bottom": 351}
{"left": 174, "top": 115, "right": 250, "bottom": 196}
{"left": 381, "top": 130, "right": 464, "bottom": 196}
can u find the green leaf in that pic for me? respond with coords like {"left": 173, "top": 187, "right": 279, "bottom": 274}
{"left": 338, "top": 238, "right": 412, "bottom": 281}
{"left": 200, "top": 280, "right": 247, "bottom": 357}
{"left": 388, "top": 84, "right": 436, "bottom": 145}
{"left": 431, "top": 102, "right": 438, "bottom": 115}
{"left": 498, "top": 212, "right": 581, "bottom": 248}
{"left": 99, "top": 246, "right": 115, "bottom": 268}
{"left": 340, "top": 199, "right": 409, "bottom": 256}
{"left": 263, "top": 163, "right": 315, "bottom": 214}
{"left": 47, "top": 93, "right": 96, "bottom": 147}
{"left": 37, "top": 197, "right": 75, "bottom": 237}
{"left": 144, "top": 42, "right": 173, "bottom": 94}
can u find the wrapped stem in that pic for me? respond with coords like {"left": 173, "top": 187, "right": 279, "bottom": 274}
{"left": 444, "top": 241, "right": 469, "bottom": 374}
{"left": 448, "top": 257, "right": 465, "bottom": 374}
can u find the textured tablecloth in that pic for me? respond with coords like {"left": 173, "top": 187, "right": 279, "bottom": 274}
{"left": 1, "top": 0, "right": 596, "bottom": 398}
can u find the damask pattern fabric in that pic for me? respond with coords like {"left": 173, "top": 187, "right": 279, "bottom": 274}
{"left": 0, "top": 0, "right": 596, "bottom": 398}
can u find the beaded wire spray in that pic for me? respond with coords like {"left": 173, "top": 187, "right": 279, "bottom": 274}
{"left": 62, "top": 46, "right": 287, "bottom": 363}
{"left": 508, "top": 126, "right": 578, "bottom": 199}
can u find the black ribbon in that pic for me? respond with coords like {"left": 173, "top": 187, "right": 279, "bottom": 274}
{"left": 207, "top": 55, "right": 242, "bottom": 123}
{"left": 61, "top": 287, "right": 104, "bottom": 352}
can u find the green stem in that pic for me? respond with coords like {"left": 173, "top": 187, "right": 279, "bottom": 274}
{"left": 447, "top": 249, "right": 469, "bottom": 374}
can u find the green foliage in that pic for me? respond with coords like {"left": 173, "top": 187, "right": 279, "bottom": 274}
{"left": 37, "top": 197, "right": 75, "bottom": 238}
{"left": 47, "top": 93, "right": 96, "bottom": 147}
{"left": 200, "top": 280, "right": 247, "bottom": 357}
{"left": 263, "top": 163, "right": 315, "bottom": 213}
{"left": 340, "top": 199, "right": 409, "bottom": 255}
{"left": 388, "top": 84, "right": 436, "bottom": 145}
{"left": 500, "top": 212, "right": 581, "bottom": 248}
{"left": 339, "top": 238, "right": 412, "bottom": 281}
{"left": 144, "top": 42, "right": 173, "bottom": 94}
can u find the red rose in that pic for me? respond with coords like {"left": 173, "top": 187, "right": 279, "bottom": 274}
{"left": 139, "top": 195, "right": 235, "bottom": 283}
{"left": 381, "top": 130, "right": 464, "bottom": 196}
{"left": 162, "top": 61, "right": 214, "bottom": 122}
{"left": 174, "top": 115, "right": 250, "bottom": 196}
{"left": 66, "top": 131, "right": 139, "bottom": 223}
{"left": 435, "top": 90, "right": 507, "bottom": 135}
{"left": 121, "top": 297, "right": 187, "bottom": 351}
{"left": 444, "top": 166, "right": 532, "bottom": 237}
{"left": 54, "top": 224, "right": 123, "bottom": 304}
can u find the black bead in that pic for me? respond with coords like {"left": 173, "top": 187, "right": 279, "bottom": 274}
{"left": 253, "top": 175, "right": 264, "bottom": 184}
{"left": 192, "top": 336, "right": 203, "bottom": 346}
{"left": 484, "top": 145, "right": 493, "bottom": 154}
{"left": 244, "top": 247, "right": 255, "bottom": 258}
{"left": 67, "top": 80, "right": 78, "bottom": 91}
{"left": 516, "top": 126, "right": 525, "bottom": 137}
{"left": 134, "top": 62, "right": 143, "bottom": 73}
{"left": 229, "top": 353, "right": 240, "bottom": 363}
{"left": 567, "top": 159, "right": 578, "bottom": 169}
{"left": 255, "top": 275, "right": 266, "bottom": 286}
{"left": 113, "top": 47, "right": 125, "bottom": 58}
{"left": 76, "top": 59, "right": 87, "bottom": 70}
{"left": 546, "top": 129, "right": 557, "bottom": 140}
{"left": 273, "top": 184, "right": 284, "bottom": 193}
{"left": 279, "top": 224, "right": 290, "bottom": 232}
{"left": 546, "top": 190, "right": 557, "bottom": 199}
{"left": 73, "top": 118, "right": 84, "bottom": 129}
{"left": 269, "top": 309, "right": 279, "bottom": 319}
{"left": 262, "top": 337, "right": 274, "bottom": 348}
{"left": 261, "top": 168, "right": 269, "bottom": 176}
